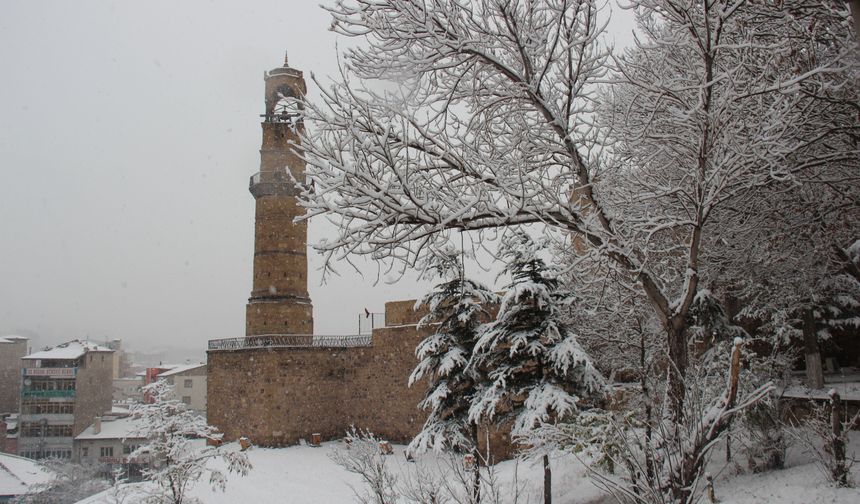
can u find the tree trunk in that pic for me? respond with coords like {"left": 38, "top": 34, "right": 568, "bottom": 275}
{"left": 676, "top": 340, "right": 744, "bottom": 504}
{"left": 829, "top": 390, "right": 848, "bottom": 486}
{"left": 849, "top": 0, "right": 860, "bottom": 43}
{"left": 543, "top": 454, "right": 552, "bottom": 504}
{"left": 471, "top": 423, "right": 481, "bottom": 504}
{"left": 726, "top": 428, "right": 732, "bottom": 463}
{"left": 803, "top": 310, "right": 824, "bottom": 389}
{"left": 667, "top": 320, "right": 689, "bottom": 422}
{"left": 640, "top": 329, "right": 655, "bottom": 481}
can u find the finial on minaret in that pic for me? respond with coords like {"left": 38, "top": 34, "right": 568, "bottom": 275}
{"left": 284, "top": 51, "right": 289, "bottom": 67}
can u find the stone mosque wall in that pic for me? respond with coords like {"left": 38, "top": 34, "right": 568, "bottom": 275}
{"left": 208, "top": 301, "right": 431, "bottom": 447}
{"left": 208, "top": 300, "right": 514, "bottom": 459}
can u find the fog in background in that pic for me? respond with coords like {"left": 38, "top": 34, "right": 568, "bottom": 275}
{"left": 0, "top": 0, "right": 635, "bottom": 357}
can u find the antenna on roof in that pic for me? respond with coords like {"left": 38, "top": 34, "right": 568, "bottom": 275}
{"left": 284, "top": 51, "right": 289, "bottom": 67}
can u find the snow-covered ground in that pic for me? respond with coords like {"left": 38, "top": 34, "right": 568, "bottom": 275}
{"left": 77, "top": 436, "right": 860, "bottom": 504}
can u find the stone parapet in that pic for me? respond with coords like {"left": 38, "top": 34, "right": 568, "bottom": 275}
{"left": 208, "top": 323, "right": 428, "bottom": 447}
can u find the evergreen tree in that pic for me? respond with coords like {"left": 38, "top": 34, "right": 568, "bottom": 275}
{"left": 409, "top": 262, "right": 498, "bottom": 453}
{"left": 469, "top": 232, "right": 604, "bottom": 504}
{"left": 408, "top": 250, "right": 497, "bottom": 503}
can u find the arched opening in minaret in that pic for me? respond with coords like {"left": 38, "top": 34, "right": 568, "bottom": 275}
{"left": 266, "top": 85, "right": 303, "bottom": 125}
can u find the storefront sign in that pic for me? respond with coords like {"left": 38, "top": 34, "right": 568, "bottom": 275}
{"left": 23, "top": 367, "right": 76, "bottom": 378}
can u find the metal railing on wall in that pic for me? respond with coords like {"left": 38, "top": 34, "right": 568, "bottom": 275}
{"left": 358, "top": 312, "right": 384, "bottom": 335}
{"left": 208, "top": 334, "right": 372, "bottom": 351}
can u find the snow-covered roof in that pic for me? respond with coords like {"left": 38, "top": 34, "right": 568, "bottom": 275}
{"left": 23, "top": 340, "right": 113, "bottom": 361}
{"left": 157, "top": 363, "right": 206, "bottom": 378}
{"left": 0, "top": 452, "right": 52, "bottom": 497}
{"left": 111, "top": 406, "right": 132, "bottom": 416}
{"left": 75, "top": 415, "right": 146, "bottom": 441}
{"left": 0, "top": 335, "right": 27, "bottom": 344}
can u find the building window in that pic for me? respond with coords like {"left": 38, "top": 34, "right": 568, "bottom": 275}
{"left": 182, "top": 396, "right": 191, "bottom": 405}
{"left": 20, "top": 423, "right": 73, "bottom": 437}
{"left": 184, "top": 379, "right": 193, "bottom": 388}
{"left": 21, "top": 400, "right": 74, "bottom": 414}
{"left": 100, "top": 446, "right": 114, "bottom": 457}
{"left": 82, "top": 447, "right": 89, "bottom": 458}
{"left": 123, "top": 444, "right": 139, "bottom": 454}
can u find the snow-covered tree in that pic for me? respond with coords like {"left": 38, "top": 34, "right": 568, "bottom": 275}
{"left": 13, "top": 459, "right": 108, "bottom": 504}
{"left": 298, "top": 0, "right": 858, "bottom": 423}
{"left": 130, "top": 381, "right": 251, "bottom": 504}
{"left": 408, "top": 249, "right": 498, "bottom": 502}
{"left": 468, "top": 232, "right": 604, "bottom": 504}
{"left": 409, "top": 250, "right": 498, "bottom": 455}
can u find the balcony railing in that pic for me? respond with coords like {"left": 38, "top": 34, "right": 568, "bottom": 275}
{"left": 22, "top": 389, "right": 75, "bottom": 398}
{"left": 248, "top": 170, "right": 300, "bottom": 198}
{"left": 208, "top": 334, "right": 372, "bottom": 351}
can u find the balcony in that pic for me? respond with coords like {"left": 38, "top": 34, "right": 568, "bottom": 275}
{"left": 22, "top": 389, "right": 75, "bottom": 399}
{"left": 19, "top": 413, "right": 74, "bottom": 423}
{"left": 249, "top": 170, "right": 301, "bottom": 198}
{"left": 260, "top": 111, "right": 302, "bottom": 126}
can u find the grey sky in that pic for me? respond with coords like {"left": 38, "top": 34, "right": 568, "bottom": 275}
{"left": 0, "top": 1, "right": 635, "bottom": 353}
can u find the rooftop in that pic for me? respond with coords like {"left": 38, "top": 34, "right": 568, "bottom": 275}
{"left": 75, "top": 415, "right": 145, "bottom": 441}
{"left": 0, "top": 335, "right": 27, "bottom": 344}
{"left": 23, "top": 339, "right": 113, "bottom": 361}
{"left": 0, "top": 452, "right": 52, "bottom": 498}
{"left": 157, "top": 363, "right": 206, "bottom": 378}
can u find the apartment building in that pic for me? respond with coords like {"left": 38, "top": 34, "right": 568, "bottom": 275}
{"left": 17, "top": 340, "right": 113, "bottom": 460}
{"left": 0, "top": 337, "right": 28, "bottom": 415}
{"left": 158, "top": 363, "right": 206, "bottom": 414}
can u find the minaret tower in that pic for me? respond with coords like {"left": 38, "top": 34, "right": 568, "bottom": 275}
{"left": 245, "top": 53, "right": 313, "bottom": 336}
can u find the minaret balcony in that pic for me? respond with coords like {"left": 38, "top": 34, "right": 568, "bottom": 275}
{"left": 249, "top": 170, "right": 301, "bottom": 198}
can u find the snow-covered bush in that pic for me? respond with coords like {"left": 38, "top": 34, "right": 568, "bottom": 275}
{"left": 788, "top": 392, "right": 859, "bottom": 488}
{"left": 518, "top": 409, "right": 628, "bottom": 475}
{"left": 587, "top": 340, "right": 772, "bottom": 504}
{"left": 330, "top": 428, "right": 400, "bottom": 504}
{"left": 742, "top": 400, "right": 787, "bottom": 473}
{"left": 331, "top": 428, "right": 528, "bottom": 504}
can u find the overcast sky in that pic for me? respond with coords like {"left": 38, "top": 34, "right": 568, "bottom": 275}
{"left": 0, "top": 0, "right": 635, "bottom": 354}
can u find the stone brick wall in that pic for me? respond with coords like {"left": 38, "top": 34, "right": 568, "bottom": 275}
{"left": 74, "top": 351, "right": 115, "bottom": 436}
{"left": 0, "top": 338, "right": 27, "bottom": 414}
{"left": 246, "top": 300, "right": 313, "bottom": 336}
{"left": 209, "top": 299, "right": 517, "bottom": 461}
{"left": 208, "top": 320, "right": 429, "bottom": 446}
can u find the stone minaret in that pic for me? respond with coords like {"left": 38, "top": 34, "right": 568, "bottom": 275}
{"left": 245, "top": 54, "right": 313, "bottom": 336}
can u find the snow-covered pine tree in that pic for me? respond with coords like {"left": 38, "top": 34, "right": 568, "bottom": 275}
{"left": 408, "top": 249, "right": 497, "bottom": 503}
{"left": 409, "top": 251, "right": 498, "bottom": 454}
{"left": 469, "top": 232, "right": 604, "bottom": 504}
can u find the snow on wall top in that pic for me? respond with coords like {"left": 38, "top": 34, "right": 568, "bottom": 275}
{"left": 0, "top": 335, "right": 27, "bottom": 344}
{"left": 22, "top": 339, "right": 113, "bottom": 361}
{"left": 157, "top": 363, "right": 206, "bottom": 378}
